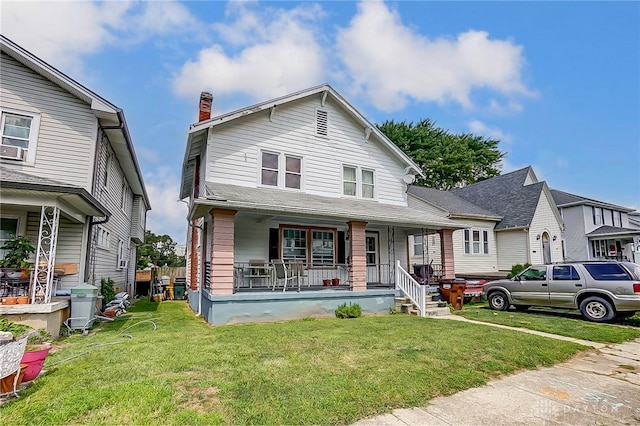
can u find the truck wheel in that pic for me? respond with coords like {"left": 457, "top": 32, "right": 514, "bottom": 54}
{"left": 488, "top": 291, "right": 509, "bottom": 311}
{"left": 580, "top": 296, "right": 615, "bottom": 323}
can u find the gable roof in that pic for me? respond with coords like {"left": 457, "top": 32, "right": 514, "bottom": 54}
{"left": 180, "top": 84, "right": 423, "bottom": 199}
{"left": 0, "top": 35, "right": 150, "bottom": 210}
{"left": 550, "top": 189, "right": 634, "bottom": 213}
{"left": 407, "top": 185, "right": 501, "bottom": 220}
{"left": 450, "top": 167, "right": 548, "bottom": 230}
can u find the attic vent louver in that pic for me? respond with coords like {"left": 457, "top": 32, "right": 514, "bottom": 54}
{"left": 316, "top": 109, "right": 328, "bottom": 136}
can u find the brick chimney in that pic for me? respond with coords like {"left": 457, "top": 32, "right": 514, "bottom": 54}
{"left": 199, "top": 91, "right": 213, "bottom": 122}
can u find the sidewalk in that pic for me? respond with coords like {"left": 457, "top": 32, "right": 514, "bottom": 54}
{"left": 353, "top": 316, "right": 640, "bottom": 426}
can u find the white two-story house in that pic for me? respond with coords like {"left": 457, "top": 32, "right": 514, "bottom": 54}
{"left": 179, "top": 84, "right": 463, "bottom": 324}
{"left": 0, "top": 36, "right": 150, "bottom": 335}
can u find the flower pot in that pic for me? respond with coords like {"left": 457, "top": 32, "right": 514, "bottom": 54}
{"left": 20, "top": 344, "right": 51, "bottom": 382}
{"left": 0, "top": 363, "right": 28, "bottom": 394}
{"left": 5, "top": 269, "right": 23, "bottom": 279}
{"left": 331, "top": 278, "right": 340, "bottom": 286}
{"left": 16, "top": 296, "right": 29, "bottom": 304}
{"left": 322, "top": 279, "right": 331, "bottom": 286}
{"left": 2, "top": 297, "right": 18, "bottom": 305}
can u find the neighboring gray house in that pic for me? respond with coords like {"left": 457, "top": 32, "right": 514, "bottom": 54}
{"left": 551, "top": 189, "right": 640, "bottom": 263}
{"left": 0, "top": 35, "right": 150, "bottom": 335}
{"left": 408, "top": 167, "right": 564, "bottom": 276}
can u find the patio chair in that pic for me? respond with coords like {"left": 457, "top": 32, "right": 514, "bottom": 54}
{"left": 272, "top": 259, "right": 298, "bottom": 292}
{"left": 0, "top": 337, "right": 28, "bottom": 398}
{"left": 289, "top": 261, "right": 308, "bottom": 290}
{"left": 248, "top": 259, "right": 272, "bottom": 288}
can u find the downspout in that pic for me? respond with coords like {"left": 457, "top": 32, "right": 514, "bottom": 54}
{"left": 524, "top": 228, "right": 531, "bottom": 264}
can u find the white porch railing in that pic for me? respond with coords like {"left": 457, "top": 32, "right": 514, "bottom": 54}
{"left": 395, "top": 260, "right": 425, "bottom": 317}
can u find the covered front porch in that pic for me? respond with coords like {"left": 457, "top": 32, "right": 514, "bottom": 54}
{"left": 587, "top": 226, "right": 640, "bottom": 263}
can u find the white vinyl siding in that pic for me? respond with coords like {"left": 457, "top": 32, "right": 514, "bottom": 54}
{"left": 0, "top": 52, "right": 97, "bottom": 190}
{"left": 204, "top": 96, "right": 409, "bottom": 206}
{"left": 496, "top": 231, "right": 528, "bottom": 270}
{"left": 463, "top": 228, "right": 490, "bottom": 255}
{"left": 528, "top": 191, "right": 563, "bottom": 265}
{"left": 452, "top": 219, "right": 499, "bottom": 274}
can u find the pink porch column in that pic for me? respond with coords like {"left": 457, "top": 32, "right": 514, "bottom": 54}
{"left": 189, "top": 221, "right": 199, "bottom": 290}
{"left": 348, "top": 221, "right": 367, "bottom": 292}
{"left": 209, "top": 208, "right": 237, "bottom": 295}
{"left": 439, "top": 229, "right": 456, "bottom": 279}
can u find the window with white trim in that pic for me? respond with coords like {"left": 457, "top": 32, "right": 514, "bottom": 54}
{"left": 282, "top": 228, "right": 307, "bottom": 262}
{"left": 96, "top": 226, "right": 111, "bottom": 249}
{"left": 412, "top": 235, "right": 424, "bottom": 256}
{"left": 0, "top": 109, "right": 40, "bottom": 163}
{"left": 312, "top": 230, "right": 334, "bottom": 266}
{"left": 463, "top": 229, "right": 490, "bottom": 255}
{"left": 0, "top": 218, "right": 19, "bottom": 260}
{"left": 591, "top": 239, "right": 607, "bottom": 258}
{"left": 260, "top": 151, "right": 302, "bottom": 189}
{"left": 592, "top": 206, "right": 603, "bottom": 225}
{"left": 613, "top": 210, "right": 622, "bottom": 227}
{"left": 281, "top": 227, "right": 337, "bottom": 266}
{"left": 121, "top": 181, "right": 131, "bottom": 214}
{"left": 117, "top": 239, "right": 127, "bottom": 269}
{"left": 342, "top": 165, "right": 375, "bottom": 198}
{"left": 102, "top": 148, "right": 111, "bottom": 190}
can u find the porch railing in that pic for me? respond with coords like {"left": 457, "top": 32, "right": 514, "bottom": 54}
{"left": 395, "top": 260, "right": 425, "bottom": 317}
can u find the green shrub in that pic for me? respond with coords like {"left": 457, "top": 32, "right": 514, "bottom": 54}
{"left": 100, "top": 277, "right": 116, "bottom": 304}
{"left": 335, "top": 302, "right": 362, "bottom": 319}
{"left": 507, "top": 263, "right": 531, "bottom": 279}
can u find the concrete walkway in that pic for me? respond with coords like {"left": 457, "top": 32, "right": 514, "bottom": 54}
{"left": 353, "top": 316, "right": 640, "bottom": 426}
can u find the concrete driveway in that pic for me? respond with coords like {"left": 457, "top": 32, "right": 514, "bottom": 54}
{"left": 353, "top": 324, "right": 640, "bottom": 426}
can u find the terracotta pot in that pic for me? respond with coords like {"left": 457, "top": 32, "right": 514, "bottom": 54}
{"left": 331, "top": 278, "right": 340, "bottom": 286}
{"left": 0, "top": 363, "right": 28, "bottom": 394}
{"left": 3, "top": 297, "right": 18, "bottom": 305}
{"left": 322, "top": 279, "right": 331, "bottom": 286}
{"left": 16, "top": 296, "right": 29, "bottom": 304}
{"left": 20, "top": 344, "right": 52, "bottom": 382}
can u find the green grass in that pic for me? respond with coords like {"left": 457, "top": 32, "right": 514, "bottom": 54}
{"left": 2, "top": 299, "right": 587, "bottom": 425}
{"left": 456, "top": 302, "right": 640, "bottom": 343}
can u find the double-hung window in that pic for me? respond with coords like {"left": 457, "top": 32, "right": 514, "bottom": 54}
{"left": 261, "top": 151, "right": 302, "bottom": 189}
{"left": 613, "top": 211, "right": 622, "bottom": 227}
{"left": 0, "top": 109, "right": 40, "bottom": 163}
{"left": 281, "top": 227, "right": 337, "bottom": 266}
{"left": 311, "top": 231, "right": 334, "bottom": 266}
{"left": 413, "top": 235, "right": 424, "bottom": 256}
{"left": 592, "top": 206, "right": 603, "bottom": 225}
{"left": 342, "top": 165, "right": 375, "bottom": 199}
{"left": 463, "top": 229, "right": 489, "bottom": 255}
{"left": 282, "top": 229, "right": 307, "bottom": 262}
{"left": 121, "top": 182, "right": 131, "bottom": 214}
{"left": 117, "top": 239, "right": 127, "bottom": 269}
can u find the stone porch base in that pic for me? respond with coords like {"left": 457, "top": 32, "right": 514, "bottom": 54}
{"left": 0, "top": 297, "right": 70, "bottom": 338}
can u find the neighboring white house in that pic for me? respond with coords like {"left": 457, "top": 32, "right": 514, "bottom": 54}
{"left": 0, "top": 35, "right": 150, "bottom": 335}
{"left": 551, "top": 189, "right": 640, "bottom": 263}
{"left": 179, "top": 84, "right": 463, "bottom": 324}
{"left": 408, "top": 167, "right": 565, "bottom": 277}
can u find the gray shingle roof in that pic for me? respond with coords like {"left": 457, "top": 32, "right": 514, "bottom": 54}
{"left": 550, "top": 189, "right": 634, "bottom": 212}
{"left": 586, "top": 226, "right": 640, "bottom": 237}
{"left": 197, "top": 182, "right": 464, "bottom": 229}
{"left": 450, "top": 167, "right": 543, "bottom": 229}
{"left": 407, "top": 186, "right": 501, "bottom": 219}
{"left": 1, "top": 166, "right": 75, "bottom": 187}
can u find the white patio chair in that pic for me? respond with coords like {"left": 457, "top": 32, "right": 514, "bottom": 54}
{"left": 272, "top": 260, "right": 298, "bottom": 292}
{"left": 0, "top": 337, "right": 28, "bottom": 398}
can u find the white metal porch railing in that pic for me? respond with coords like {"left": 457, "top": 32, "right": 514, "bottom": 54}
{"left": 395, "top": 260, "right": 425, "bottom": 317}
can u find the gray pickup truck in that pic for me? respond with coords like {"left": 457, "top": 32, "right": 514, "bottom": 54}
{"left": 483, "top": 261, "right": 640, "bottom": 322}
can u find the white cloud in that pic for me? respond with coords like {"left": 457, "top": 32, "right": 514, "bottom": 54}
{"left": 171, "top": 2, "right": 327, "bottom": 102}
{"left": 468, "top": 120, "right": 512, "bottom": 144}
{"left": 336, "top": 0, "right": 532, "bottom": 111}
{"left": 144, "top": 167, "right": 188, "bottom": 244}
{"left": 1, "top": 1, "right": 198, "bottom": 75}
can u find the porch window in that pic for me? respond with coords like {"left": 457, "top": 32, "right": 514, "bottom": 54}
{"left": 0, "top": 110, "right": 40, "bottom": 163}
{"left": 463, "top": 228, "right": 489, "bottom": 255}
{"left": 261, "top": 152, "right": 279, "bottom": 186}
{"left": 591, "top": 239, "right": 606, "bottom": 258}
{"left": 343, "top": 166, "right": 357, "bottom": 196}
{"left": 285, "top": 156, "right": 301, "bottom": 189}
{"left": 0, "top": 218, "right": 18, "bottom": 260}
{"left": 413, "top": 235, "right": 424, "bottom": 256}
{"left": 282, "top": 229, "right": 307, "bottom": 262}
{"left": 592, "top": 206, "right": 603, "bottom": 225}
{"left": 362, "top": 169, "right": 374, "bottom": 198}
{"left": 311, "top": 231, "right": 334, "bottom": 266}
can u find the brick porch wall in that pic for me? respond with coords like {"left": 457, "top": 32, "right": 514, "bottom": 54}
{"left": 439, "top": 229, "right": 455, "bottom": 279}
{"left": 349, "top": 221, "right": 367, "bottom": 291}
{"left": 209, "top": 209, "right": 237, "bottom": 295}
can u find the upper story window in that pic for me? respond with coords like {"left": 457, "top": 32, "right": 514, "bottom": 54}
{"left": 592, "top": 206, "right": 603, "bottom": 225}
{"left": 96, "top": 226, "right": 111, "bottom": 249}
{"left": 316, "top": 109, "right": 328, "bottom": 137}
{"left": 101, "top": 147, "right": 111, "bottom": 191}
{"left": 612, "top": 210, "right": 622, "bottom": 227}
{"left": 0, "top": 109, "right": 40, "bottom": 164}
{"left": 463, "top": 229, "right": 489, "bottom": 255}
{"left": 260, "top": 151, "right": 302, "bottom": 189}
{"left": 121, "top": 182, "right": 131, "bottom": 214}
{"left": 342, "top": 165, "right": 375, "bottom": 199}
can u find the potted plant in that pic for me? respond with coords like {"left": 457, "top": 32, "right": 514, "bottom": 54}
{"left": 331, "top": 278, "right": 340, "bottom": 286}
{"left": 20, "top": 328, "right": 52, "bottom": 383}
{"left": 0, "top": 235, "right": 36, "bottom": 279}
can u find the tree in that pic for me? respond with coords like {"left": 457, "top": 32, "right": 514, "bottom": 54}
{"left": 377, "top": 119, "right": 505, "bottom": 190}
{"left": 136, "top": 231, "right": 185, "bottom": 269}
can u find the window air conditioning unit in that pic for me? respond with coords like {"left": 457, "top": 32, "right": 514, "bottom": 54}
{"left": 0, "top": 145, "right": 24, "bottom": 160}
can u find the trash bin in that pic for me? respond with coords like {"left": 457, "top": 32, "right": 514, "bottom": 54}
{"left": 173, "top": 283, "right": 186, "bottom": 300}
{"left": 69, "top": 282, "right": 99, "bottom": 329}
{"left": 438, "top": 278, "right": 467, "bottom": 310}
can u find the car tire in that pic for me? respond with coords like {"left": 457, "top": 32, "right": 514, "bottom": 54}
{"left": 513, "top": 305, "right": 530, "bottom": 311}
{"left": 488, "top": 291, "right": 509, "bottom": 311}
{"left": 579, "top": 296, "right": 615, "bottom": 323}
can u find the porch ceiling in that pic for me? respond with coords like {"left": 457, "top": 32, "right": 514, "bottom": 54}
{"left": 190, "top": 182, "right": 465, "bottom": 230}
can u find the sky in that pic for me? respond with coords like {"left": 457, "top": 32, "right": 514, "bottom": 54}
{"left": 2, "top": 0, "right": 639, "bottom": 245}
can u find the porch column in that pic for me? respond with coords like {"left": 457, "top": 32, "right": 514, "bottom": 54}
{"left": 348, "top": 221, "right": 367, "bottom": 292}
{"left": 209, "top": 208, "right": 237, "bottom": 295}
{"left": 439, "top": 229, "right": 456, "bottom": 279}
{"left": 189, "top": 220, "right": 198, "bottom": 290}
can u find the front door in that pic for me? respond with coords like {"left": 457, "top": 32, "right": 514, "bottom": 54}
{"left": 542, "top": 232, "right": 551, "bottom": 264}
{"left": 365, "top": 232, "right": 379, "bottom": 284}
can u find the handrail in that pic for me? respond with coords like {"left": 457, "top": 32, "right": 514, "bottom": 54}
{"left": 395, "top": 260, "right": 425, "bottom": 317}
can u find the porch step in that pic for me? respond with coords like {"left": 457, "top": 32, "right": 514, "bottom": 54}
{"left": 424, "top": 306, "right": 452, "bottom": 317}
{"left": 400, "top": 303, "right": 413, "bottom": 314}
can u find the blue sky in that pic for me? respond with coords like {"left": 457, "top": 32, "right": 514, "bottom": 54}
{"left": 3, "top": 1, "right": 639, "bottom": 245}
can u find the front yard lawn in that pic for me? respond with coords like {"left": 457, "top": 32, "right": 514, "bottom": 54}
{"left": 456, "top": 302, "right": 640, "bottom": 343}
{"left": 2, "top": 299, "right": 586, "bottom": 425}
